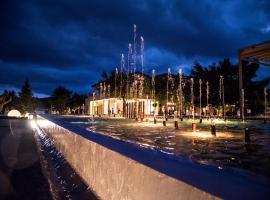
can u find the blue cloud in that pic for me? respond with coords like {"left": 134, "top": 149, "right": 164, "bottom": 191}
{"left": 0, "top": 0, "right": 269, "bottom": 95}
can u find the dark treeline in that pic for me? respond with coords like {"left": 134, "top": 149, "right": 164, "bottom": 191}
{"left": 92, "top": 58, "right": 270, "bottom": 115}
{"left": 0, "top": 80, "right": 86, "bottom": 115}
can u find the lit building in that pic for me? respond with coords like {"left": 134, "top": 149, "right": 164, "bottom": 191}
{"left": 85, "top": 97, "right": 158, "bottom": 119}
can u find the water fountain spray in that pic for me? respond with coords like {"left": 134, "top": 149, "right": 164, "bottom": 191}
{"left": 190, "top": 78, "right": 194, "bottom": 121}
{"left": 100, "top": 82, "right": 103, "bottom": 99}
{"left": 133, "top": 24, "right": 137, "bottom": 75}
{"left": 152, "top": 69, "right": 156, "bottom": 123}
{"left": 120, "top": 54, "right": 125, "bottom": 98}
{"left": 114, "top": 68, "right": 118, "bottom": 98}
{"left": 138, "top": 75, "right": 144, "bottom": 98}
{"left": 151, "top": 69, "right": 155, "bottom": 101}
{"left": 242, "top": 88, "right": 245, "bottom": 122}
{"left": 103, "top": 82, "right": 106, "bottom": 99}
{"left": 190, "top": 78, "right": 196, "bottom": 131}
{"left": 264, "top": 87, "right": 268, "bottom": 123}
{"left": 128, "top": 43, "right": 132, "bottom": 74}
{"left": 108, "top": 84, "right": 110, "bottom": 98}
{"left": 170, "top": 76, "right": 175, "bottom": 104}
{"left": 93, "top": 92, "right": 95, "bottom": 101}
{"left": 140, "top": 36, "right": 144, "bottom": 75}
{"left": 127, "top": 44, "right": 133, "bottom": 98}
{"left": 92, "top": 92, "right": 95, "bottom": 117}
{"left": 136, "top": 36, "right": 145, "bottom": 99}
{"left": 206, "top": 81, "right": 209, "bottom": 117}
{"left": 178, "top": 69, "right": 183, "bottom": 121}
{"left": 199, "top": 79, "right": 202, "bottom": 123}
{"left": 220, "top": 76, "right": 225, "bottom": 120}
{"left": 167, "top": 68, "right": 171, "bottom": 113}
{"left": 130, "top": 81, "right": 133, "bottom": 98}
{"left": 134, "top": 78, "right": 138, "bottom": 99}
{"left": 134, "top": 77, "right": 139, "bottom": 120}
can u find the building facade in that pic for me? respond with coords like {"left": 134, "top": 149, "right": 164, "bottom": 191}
{"left": 85, "top": 97, "right": 158, "bottom": 119}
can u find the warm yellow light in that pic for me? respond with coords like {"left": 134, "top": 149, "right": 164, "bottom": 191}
{"left": 30, "top": 120, "right": 37, "bottom": 129}
{"left": 140, "top": 122, "right": 161, "bottom": 127}
{"left": 36, "top": 118, "right": 54, "bottom": 128}
{"left": 189, "top": 131, "right": 213, "bottom": 138}
{"left": 178, "top": 130, "right": 238, "bottom": 139}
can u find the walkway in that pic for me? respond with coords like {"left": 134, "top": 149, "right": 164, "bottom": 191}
{"left": 0, "top": 118, "right": 52, "bottom": 200}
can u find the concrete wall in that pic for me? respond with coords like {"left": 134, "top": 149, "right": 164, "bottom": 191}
{"left": 37, "top": 116, "right": 270, "bottom": 200}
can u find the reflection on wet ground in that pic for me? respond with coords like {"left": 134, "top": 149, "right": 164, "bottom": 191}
{"left": 35, "top": 124, "right": 99, "bottom": 200}
{"left": 0, "top": 119, "right": 52, "bottom": 200}
{"left": 62, "top": 117, "right": 270, "bottom": 178}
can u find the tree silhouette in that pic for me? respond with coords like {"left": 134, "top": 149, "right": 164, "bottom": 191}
{"left": 19, "top": 79, "right": 35, "bottom": 113}
{"left": 52, "top": 86, "right": 72, "bottom": 114}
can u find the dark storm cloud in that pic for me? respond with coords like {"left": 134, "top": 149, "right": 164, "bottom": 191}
{"left": 0, "top": 0, "right": 269, "bottom": 95}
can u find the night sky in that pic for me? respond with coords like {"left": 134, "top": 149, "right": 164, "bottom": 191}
{"left": 1, "top": 0, "right": 270, "bottom": 97}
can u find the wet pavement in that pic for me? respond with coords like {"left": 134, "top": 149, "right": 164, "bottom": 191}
{"left": 0, "top": 118, "right": 52, "bottom": 200}
{"left": 34, "top": 122, "right": 99, "bottom": 200}
{"left": 0, "top": 118, "right": 99, "bottom": 200}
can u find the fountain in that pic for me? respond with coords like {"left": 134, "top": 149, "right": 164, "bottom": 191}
{"left": 126, "top": 43, "right": 132, "bottom": 99}
{"left": 130, "top": 81, "right": 133, "bottom": 98}
{"left": 151, "top": 69, "right": 155, "bottom": 103}
{"left": 171, "top": 74, "right": 175, "bottom": 109}
{"left": 179, "top": 69, "right": 183, "bottom": 121}
{"left": 92, "top": 92, "right": 95, "bottom": 119}
{"left": 162, "top": 106, "right": 166, "bottom": 126}
{"left": 264, "top": 87, "right": 268, "bottom": 124}
{"left": 103, "top": 82, "right": 106, "bottom": 98}
{"left": 242, "top": 88, "right": 245, "bottom": 122}
{"left": 138, "top": 75, "right": 144, "bottom": 99}
{"left": 108, "top": 84, "right": 111, "bottom": 98}
{"left": 140, "top": 36, "right": 144, "bottom": 75}
{"left": 151, "top": 69, "right": 156, "bottom": 123}
{"left": 114, "top": 68, "right": 118, "bottom": 98}
{"left": 133, "top": 24, "right": 137, "bottom": 75}
{"left": 120, "top": 54, "right": 125, "bottom": 98}
{"left": 219, "top": 75, "right": 225, "bottom": 120}
{"left": 166, "top": 68, "right": 170, "bottom": 114}
{"left": 134, "top": 78, "right": 138, "bottom": 99}
{"left": 166, "top": 68, "right": 174, "bottom": 115}
{"left": 134, "top": 77, "right": 138, "bottom": 120}
{"left": 199, "top": 79, "right": 202, "bottom": 123}
{"left": 190, "top": 78, "right": 196, "bottom": 131}
{"left": 99, "top": 82, "right": 103, "bottom": 99}
{"left": 206, "top": 81, "right": 209, "bottom": 118}
{"left": 138, "top": 36, "right": 144, "bottom": 98}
